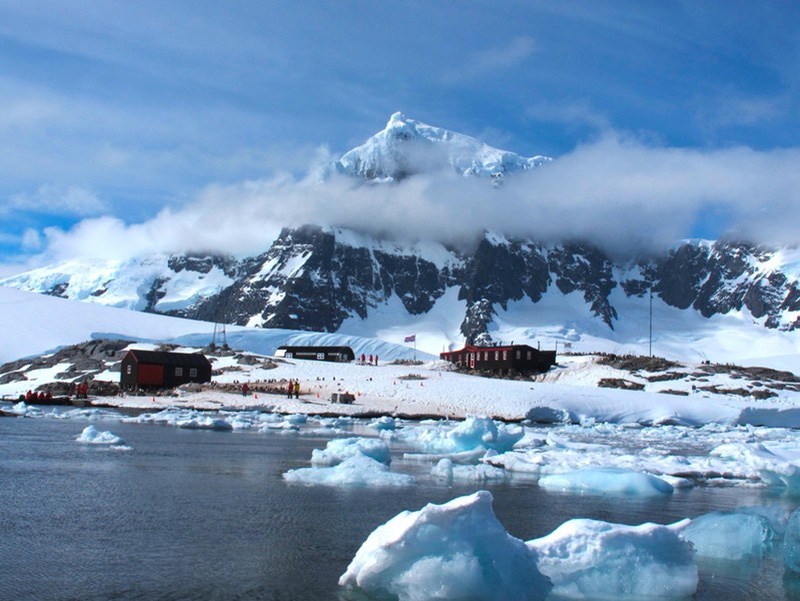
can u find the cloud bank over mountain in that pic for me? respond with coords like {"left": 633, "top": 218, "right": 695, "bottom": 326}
{"left": 25, "top": 137, "right": 797, "bottom": 264}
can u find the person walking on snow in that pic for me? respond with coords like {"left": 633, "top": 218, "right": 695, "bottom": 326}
{"left": 294, "top": 380, "right": 300, "bottom": 399}
{"left": 287, "top": 380, "right": 293, "bottom": 399}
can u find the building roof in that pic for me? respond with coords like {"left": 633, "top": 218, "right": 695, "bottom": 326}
{"left": 443, "top": 344, "right": 539, "bottom": 355}
{"left": 124, "top": 349, "right": 212, "bottom": 368}
{"left": 278, "top": 345, "right": 354, "bottom": 353}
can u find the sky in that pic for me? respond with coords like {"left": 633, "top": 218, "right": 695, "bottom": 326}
{"left": 1, "top": 1, "right": 799, "bottom": 271}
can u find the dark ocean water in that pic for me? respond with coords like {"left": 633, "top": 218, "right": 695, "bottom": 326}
{"left": 0, "top": 413, "right": 798, "bottom": 600}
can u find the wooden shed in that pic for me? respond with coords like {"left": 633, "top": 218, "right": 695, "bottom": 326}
{"left": 275, "top": 346, "right": 355, "bottom": 363}
{"left": 120, "top": 349, "right": 212, "bottom": 390}
{"left": 440, "top": 344, "right": 556, "bottom": 376}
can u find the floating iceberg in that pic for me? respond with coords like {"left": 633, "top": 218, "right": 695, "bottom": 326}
{"left": 539, "top": 468, "right": 674, "bottom": 496}
{"left": 529, "top": 518, "right": 697, "bottom": 599}
{"left": 371, "top": 416, "right": 398, "bottom": 431}
{"left": 431, "top": 458, "right": 509, "bottom": 484}
{"left": 311, "top": 437, "right": 391, "bottom": 466}
{"left": 785, "top": 508, "right": 800, "bottom": 574}
{"left": 130, "top": 408, "right": 232, "bottom": 431}
{"left": 9, "top": 401, "right": 43, "bottom": 417}
{"left": 680, "top": 510, "right": 774, "bottom": 561}
{"left": 712, "top": 441, "right": 800, "bottom": 492}
{"left": 76, "top": 425, "right": 124, "bottom": 445}
{"left": 176, "top": 415, "right": 233, "bottom": 431}
{"left": 400, "top": 417, "right": 523, "bottom": 455}
{"left": 339, "top": 491, "right": 551, "bottom": 601}
{"left": 283, "top": 454, "right": 413, "bottom": 488}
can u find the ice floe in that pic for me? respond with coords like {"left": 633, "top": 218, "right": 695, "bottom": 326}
{"left": 431, "top": 458, "right": 509, "bottom": 484}
{"left": 679, "top": 510, "right": 775, "bottom": 561}
{"left": 76, "top": 425, "right": 125, "bottom": 446}
{"left": 339, "top": 491, "right": 551, "bottom": 601}
{"left": 530, "top": 517, "right": 697, "bottom": 599}
{"left": 311, "top": 437, "right": 392, "bottom": 466}
{"left": 283, "top": 454, "right": 413, "bottom": 488}
{"left": 341, "top": 491, "right": 700, "bottom": 601}
{"left": 398, "top": 416, "right": 523, "bottom": 454}
{"left": 538, "top": 468, "right": 675, "bottom": 496}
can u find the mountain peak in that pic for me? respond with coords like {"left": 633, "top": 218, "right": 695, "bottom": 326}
{"left": 332, "top": 113, "right": 550, "bottom": 181}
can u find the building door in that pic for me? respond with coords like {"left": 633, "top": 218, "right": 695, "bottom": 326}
{"left": 138, "top": 363, "right": 164, "bottom": 386}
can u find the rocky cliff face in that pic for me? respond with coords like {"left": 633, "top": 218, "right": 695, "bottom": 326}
{"left": 4, "top": 227, "right": 798, "bottom": 343}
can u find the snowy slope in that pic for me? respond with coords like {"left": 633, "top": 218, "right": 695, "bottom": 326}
{"left": 0, "top": 286, "right": 428, "bottom": 364}
{"left": 332, "top": 112, "right": 550, "bottom": 181}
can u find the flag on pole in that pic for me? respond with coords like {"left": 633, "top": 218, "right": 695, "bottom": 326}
{"left": 404, "top": 334, "right": 416, "bottom": 343}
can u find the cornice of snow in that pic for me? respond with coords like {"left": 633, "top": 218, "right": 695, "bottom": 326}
{"left": 330, "top": 112, "right": 551, "bottom": 182}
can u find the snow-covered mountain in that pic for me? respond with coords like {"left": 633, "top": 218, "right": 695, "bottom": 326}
{"left": 331, "top": 112, "right": 550, "bottom": 181}
{"left": 4, "top": 226, "right": 800, "bottom": 365}
{"left": 3, "top": 113, "right": 800, "bottom": 364}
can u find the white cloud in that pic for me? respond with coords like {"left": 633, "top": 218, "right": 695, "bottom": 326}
{"left": 29, "top": 131, "right": 800, "bottom": 263}
{"left": 21, "top": 228, "right": 42, "bottom": 251}
{"left": 443, "top": 36, "right": 536, "bottom": 84}
{"left": 4, "top": 184, "right": 106, "bottom": 217}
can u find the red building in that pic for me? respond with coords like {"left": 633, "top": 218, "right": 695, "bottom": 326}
{"left": 120, "top": 349, "right": 212, "bottom": 390}
{"left": 440, "top": 344, "right": 556, "bottom": 376}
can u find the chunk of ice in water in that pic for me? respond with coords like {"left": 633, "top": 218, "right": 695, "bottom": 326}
{"left": 283, "top": 454, "right": 413, "bottom": 488}
{"left": 339, "top": 491, "right": 551, "bottom": 601}
{"left": 311, "top": 437, "right": 391, "bottom": 466}
{"left": 529, "top": 518, "right": 697, "bottom": 599}
{"left": 680, "top": 511, "right": 774, "bottom": 561}
{"left": 539, "top": 468, "right": 674, "bottom": 496}
{"left": 75, "top": 425, "right": 124, "bottom": 445}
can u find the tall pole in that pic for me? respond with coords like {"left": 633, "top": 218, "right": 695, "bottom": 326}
{"left": 649, "top": 284, "right": 653, "bottom": 358}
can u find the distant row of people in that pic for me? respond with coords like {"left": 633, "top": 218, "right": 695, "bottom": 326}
{"left": 23, "top": 390, "right": 53, "bottom": 403}
{"left": 360, "top": 354, "right": 379, "bottom": 365}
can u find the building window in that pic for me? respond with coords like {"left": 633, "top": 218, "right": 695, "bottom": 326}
{"left": 495, "top": 351, "right": 499, "bottom": 360}
{"left": 317, "top": 352, "right": 325, "bottom": 360}
{"left": 189, "top": 368, "right": 197, "bottom": 377}
{"left": 175, "top": 367, "right": 183, "bottom": 376}
{"left": 503, "top": 351, "right": 508, "bottom": 360}
{"left": 484, "top": 351, "right": 488, "bottom": 360}
{"left": 527, "top": 351, "right": 532, "bottom": 360}
{"left": 126, "top": 365, "right": 132, "bottom": 375}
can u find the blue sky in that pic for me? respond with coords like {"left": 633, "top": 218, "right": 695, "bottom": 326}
{"left": 1, "top": 1, "right": 799, "bottom": 267}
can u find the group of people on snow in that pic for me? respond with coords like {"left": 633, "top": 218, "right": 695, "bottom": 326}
{"left": 286, "top": 379, "right": 300, "bottom": 399}
{"left": 360, "top": 354, "right": 378, "bottom": 365}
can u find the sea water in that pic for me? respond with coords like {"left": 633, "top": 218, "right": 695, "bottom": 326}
{"left": 0, "top": 412, "right": 796, "bottom": 600}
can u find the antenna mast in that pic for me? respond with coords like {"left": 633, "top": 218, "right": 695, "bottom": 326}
{"left": 649, "top": 283, "right": 653, "bottom": 358}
